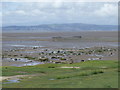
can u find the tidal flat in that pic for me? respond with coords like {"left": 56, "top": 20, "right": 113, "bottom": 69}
{"left": 2, "top": 31, "right": 118, "bottom": 88}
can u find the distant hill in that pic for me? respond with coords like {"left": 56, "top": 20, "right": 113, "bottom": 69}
{"left": 2, "top": 23, "right": 118, "bottom": 31}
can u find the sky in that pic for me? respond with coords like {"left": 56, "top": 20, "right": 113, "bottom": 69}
{"left": 1, "top": 1, "right": 118, "bottom": 26}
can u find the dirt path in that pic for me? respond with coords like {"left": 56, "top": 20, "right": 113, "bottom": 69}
{"left": 0, "top": 75, "right": 31, "bottom": 81}
{"left": 60, "top": 66, "right": 80, "bottom": 68}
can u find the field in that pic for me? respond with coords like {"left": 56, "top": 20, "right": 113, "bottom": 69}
{"left": 2, "top": 60, "right": 118, "bottom": 88}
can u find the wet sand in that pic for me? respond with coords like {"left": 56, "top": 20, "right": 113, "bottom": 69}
{"left": 2, "top": 31, "right": 118, "bottom": 66}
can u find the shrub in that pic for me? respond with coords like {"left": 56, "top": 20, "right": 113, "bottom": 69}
{"left": 91, "top": 70, "right": 104, "bottom": 75}
{"left": 56, "top": 76, "right": 70, "bottom": 79}
{"left": 39, "top": 58, "right": 49, "bottom": 62}
{"left": 60, "top": 58, "right": 66, "bottom": 60}
{"left": 48, "top": 66, "right": 55, "bottom": 68}
{"left": 24, "top": 56, "right": 36, "bottom": 60}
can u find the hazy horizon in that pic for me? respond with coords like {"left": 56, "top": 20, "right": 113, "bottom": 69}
{"left": 2, "top": 23, "right": 118, "bottom": 27}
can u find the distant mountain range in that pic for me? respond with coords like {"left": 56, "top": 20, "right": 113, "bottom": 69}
{"left": 2, "top": 23, "right": 118, "bottom": 31}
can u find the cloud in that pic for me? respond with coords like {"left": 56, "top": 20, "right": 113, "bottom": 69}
{"left": 15, "top": 10, "right": 27, "bottom": 15}
{"left": 1, "top": 0, "right": 119, "bottom": 2}
{"left": 94, "top": 4, "right": 118, "bottom": 17}
{"left": 31, "top": 9, "right": 47, "bottom": 16}
{"left": 3, "top": 10, "right": 27, "bottom": 16}
{"left": 2, "top": 2, "right": 118, "bottom": 26}
{"left": 0, "top": 12, "right": 2, "bottom": 16}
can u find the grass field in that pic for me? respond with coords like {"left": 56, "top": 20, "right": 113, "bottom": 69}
{"left": 2, "top": 60, "right": 118, "bottom": 88}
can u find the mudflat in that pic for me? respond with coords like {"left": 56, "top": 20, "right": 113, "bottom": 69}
{"left": 3, "top": 31, "right": 118, "bottom": 41}
{"left": 2, "top": 31, "right": 118, "bottom": 66}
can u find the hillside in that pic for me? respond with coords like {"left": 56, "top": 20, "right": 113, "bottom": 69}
{"left": 2, "top": 23, "right": 117, "bottom": 31}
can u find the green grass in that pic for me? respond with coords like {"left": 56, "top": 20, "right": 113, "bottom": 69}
{"left": 2, "top": 60, "right": 118, "bottom": 88}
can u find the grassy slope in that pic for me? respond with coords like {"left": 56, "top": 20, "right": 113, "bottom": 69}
{"left": 2, "top": 60, "right": 118, "bottom": 88}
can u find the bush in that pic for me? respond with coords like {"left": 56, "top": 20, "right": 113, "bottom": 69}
{"left": 24, "top": 56, "right": 36, "bottom": 60}
{"left": 56, "top": 76, "right": 70, "bottom": 79}
{"left": 91, "top": 70, "right": 104, "bottom": 75}
{"left": 60, "top": 58, "right": 66, "bottom": 60}
{"left": 51, "top": 56, "right": 58, "bottom": 59}
{"left": 48, "top": 66, "right": 55, "bottom": 68}
{"left": 39, "top": 58, "right": 49, "bottom": 62}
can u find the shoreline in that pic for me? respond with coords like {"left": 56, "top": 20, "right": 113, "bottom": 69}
{"left": 2, "top": 31, "right": 118, "bottom": 66}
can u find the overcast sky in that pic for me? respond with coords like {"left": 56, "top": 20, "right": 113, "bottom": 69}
{"left": 1, "top": 2, "right": 118, "bottom": 26}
